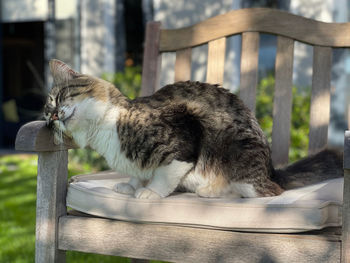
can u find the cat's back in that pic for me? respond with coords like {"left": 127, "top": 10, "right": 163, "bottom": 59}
{"left": 133, "top": 81, "right": 245, "bottom": 113}
{"left": 130, "top": 81, "right": 259, "bottom": 138}
{"left": 153, "top": 81, "right": 224, "bottom": 99}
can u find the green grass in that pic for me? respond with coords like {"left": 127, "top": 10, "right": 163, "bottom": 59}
{"left": 0, "top": 154, "right": 139, "bottom": 263}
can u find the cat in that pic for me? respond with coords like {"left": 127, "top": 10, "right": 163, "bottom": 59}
{"left": 44, "top": 59, "right": 343, "bottom": 199}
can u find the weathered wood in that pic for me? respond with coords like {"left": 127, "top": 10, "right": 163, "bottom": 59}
{"left": 15, "top": 121, "right": 77, "bottom": 152}
{"left": 59, "top": 216, "right": 340, "bottom": 263}
{"left": 342, "top": 134, "right": 350, "bottom": 263}
{"left": 141, "top": 21, "right": 162, "bottom": 96}
{"left": 308, "top": 46, "right": 332, "bottom": 155}
{"left": 160, "top": 8, "right": 350, "bottom": 51}
{"left": 345, "top": 131, "right": 350, "bottom": 170}
{"left": 130, "top": 259, "right": 150, "bottom": 263}
{"left": 36, "top": 151, "right": 68, "bottom": 263}
{"left": 348, "top": 105, "right": 350, "bottom": 129}
{"left": 174, "top": 48, "right": 192, "bottom": 82}
{"left": 271, "top": 37, "right": 294, "bottom": 168}
{"left": 239, "top": 32, "right": 259, "bottom": 113}
{"left": 206, "top": 37, "right": 226, "bottom": 85}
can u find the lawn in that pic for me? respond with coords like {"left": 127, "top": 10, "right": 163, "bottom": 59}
{"left": 0, "top": 154, "right": 150, "bottom": 263}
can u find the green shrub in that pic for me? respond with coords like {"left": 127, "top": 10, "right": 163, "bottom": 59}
{"left": 102, "top": 66, "right": 142, "bottom": 99}
{"left": 69, "top": 148, "right": 109, "bottom": 172}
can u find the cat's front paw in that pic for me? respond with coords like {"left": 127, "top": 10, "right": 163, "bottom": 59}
{"left": 114, "top": 182, "right": 135, "bottom": 195}
{"left": 134, "top": 187, "right": 162, "bottom": 199}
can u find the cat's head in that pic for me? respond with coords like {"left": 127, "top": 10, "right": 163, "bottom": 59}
{"left": 44, "top": 59, "right": 115, "bottom": 145}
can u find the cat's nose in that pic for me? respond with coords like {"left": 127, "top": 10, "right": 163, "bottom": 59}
{"left": 51, "top": 112, "right": 59, "bottom": 121}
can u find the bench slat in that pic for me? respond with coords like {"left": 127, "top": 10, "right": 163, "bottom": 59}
{"left": 141, "top": 21, "right": 162, "bottom": 96}
{"left": 271, "top": 37, "right": 294, "bottom": 167}
{"left": 160, "top": 8, "right": 350, "bottom": 51}
{"left": 175, "top": 48, "right": 192, "bottom": 82}
{"left": 59, "top": 215, "right": 340, "bottom": 263}
{"left": 206, "top": 37, "right": 226, "bottom": 85}
{"left": 239, "top": 32, "right": 259, "bottom": 113}
{"left": 308, "top": 46, "right": 332, "bottom": 155}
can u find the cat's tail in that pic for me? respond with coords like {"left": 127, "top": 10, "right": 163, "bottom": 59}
{"left": 271, "top": 149, "right": 343, "bottom": 190}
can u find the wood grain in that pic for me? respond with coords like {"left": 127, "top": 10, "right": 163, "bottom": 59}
{"left": 15, "top": 121, "right": 77, "bottom": 152}
{"left": 345, "top": 131, "right": 350, "bottom": 169}
{"left": 59, "top": 216, "right": 340, "bottom": 263}
{"left": 348, "top": 105, "right": 350, "bottom": 129}
{"left": 141, "top": 21, "right": 162, "bottom": 96}
{"left": 343, "top": 168, "right": 350, "bottom": 263}
{"left": 174, "top": 48, "right": 192, "bottom": 82}
{"left": 160, "top": 8, "right": 350, "bottom": 51}
{"left": 206, "top": 37, "right": 226, "bottom": 85}
{"left": 308, "top": 46, "right": 332, "bottom": 155}
{"left": 239, "top": 32, "right": 259, "bottom": 113}
{"left": 271, "top": 37, "right": 294, "bottom": 168}
{"left": 344, "top": 131, "right": 350, "bottom": 263}
{"left": 36, "top": 151, "right": 68, "bottom": 263}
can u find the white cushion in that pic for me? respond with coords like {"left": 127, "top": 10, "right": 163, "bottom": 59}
{"left": 66, "top": 171, "right": 343, "bottom": 233}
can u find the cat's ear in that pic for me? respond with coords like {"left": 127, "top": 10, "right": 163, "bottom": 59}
{"left": 49, "top": 59, "right": 80, "bottom": 84}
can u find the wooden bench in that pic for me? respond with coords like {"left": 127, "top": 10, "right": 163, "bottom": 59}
{"left": 15, "top": 8, "right": 350, "bottom": 263}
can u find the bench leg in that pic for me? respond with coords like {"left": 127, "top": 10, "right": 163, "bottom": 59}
{"left": 343, "top": 169, "right": 350, "bottom": 263}
{"left": 36, "top": 151, "right": 68, "bottom": 263}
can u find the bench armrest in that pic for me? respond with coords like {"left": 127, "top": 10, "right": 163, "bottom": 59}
{"left": 15, "top": 121, "right": 77, "bottom": 152}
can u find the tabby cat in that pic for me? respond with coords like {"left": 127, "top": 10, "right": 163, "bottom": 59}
{"left": 44, "top": 59, "right": 343, "bottom": 199}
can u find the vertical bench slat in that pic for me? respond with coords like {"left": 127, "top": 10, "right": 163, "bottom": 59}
{"left": 141, "top": 22, "right": 162, "bottom": 96}
{"left": 175, "top": 48, "right": 192, "bottom": 82}
{"left": 308, "top": 46, "right": 332, "bottom": 155}
{"left": 206, "top": 37, "right": 226, "bottom": 85}
{"left": 239, "top": 32, "right": 260, "bottom": 113}
{"left": 271, "top": 37, "right": 294, "bottom": 168}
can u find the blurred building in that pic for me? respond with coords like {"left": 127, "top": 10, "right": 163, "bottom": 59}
{"left": 0, "top": 0, "right": 144, "bottom": 149}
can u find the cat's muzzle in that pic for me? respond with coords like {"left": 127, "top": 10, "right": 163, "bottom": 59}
{"left": 51, "top": 112, "right": 59, "bottom": 121}
{"left": 47, "top": 112, "right": 58, "bottom": 128}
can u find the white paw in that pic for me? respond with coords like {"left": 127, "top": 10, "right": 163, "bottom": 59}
{"left": 134, "top": 187, "right": 162, "bottom": 199}
{"left": 114, "top": 182, "right": 135, "bottom": 195}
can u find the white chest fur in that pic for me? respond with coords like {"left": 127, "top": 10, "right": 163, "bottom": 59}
{"left": 67, "top": 98, "right": 153, "bottom": 180}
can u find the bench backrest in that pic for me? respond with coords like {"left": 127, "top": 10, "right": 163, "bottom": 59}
{"left": 140, "top": 8, "right": 350, "bottom": 167}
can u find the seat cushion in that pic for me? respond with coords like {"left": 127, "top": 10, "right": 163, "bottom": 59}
{"left": 66, "top": 171, "right": 343, "bottom": 233}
